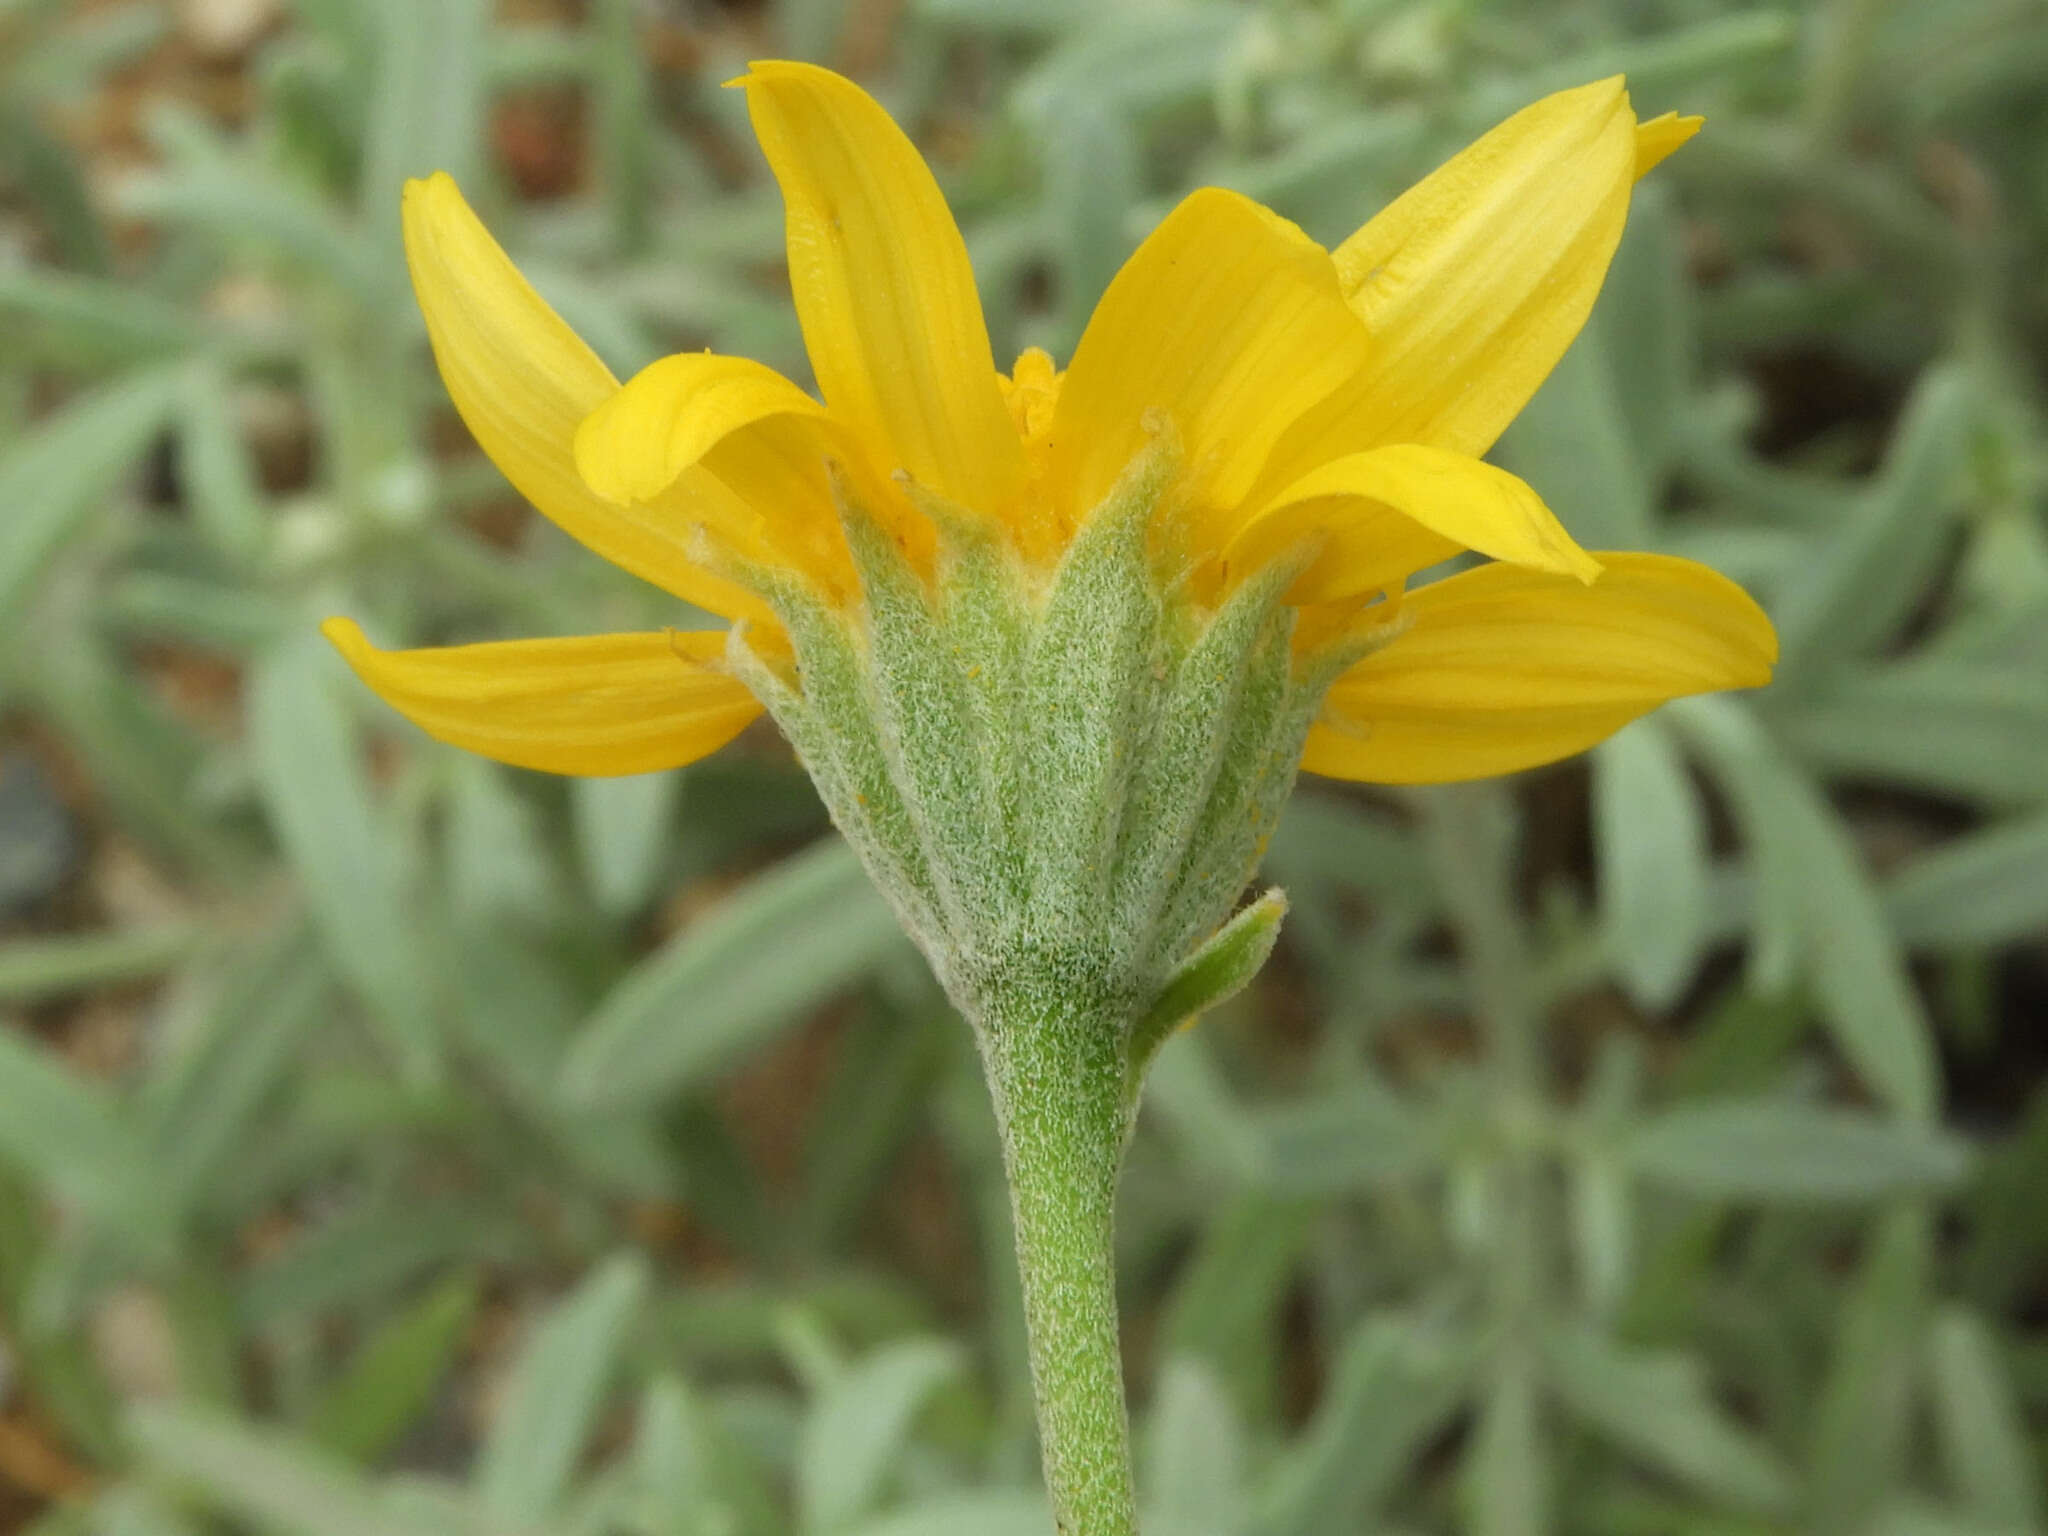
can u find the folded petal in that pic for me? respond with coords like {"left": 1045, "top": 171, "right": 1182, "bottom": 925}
{"left": 401, "top": 174, "right": 761, "bottom": 621}
{"left": 323, "top": 619, "right": 762, "bottom": 777}
{"left": 574, "top": 351, "right": 907, "bottom": 600}
{"left": 1255, "top": 79, "right": 1645, "bottom": 490}
{"left": 1300, "top": 552, "right": 1776, "bottom": 783}
{"left": 734, "top": 61, "right": 1023, "bottom": 512}
{"left": 1224, "top": 443, "right": 1600, "bottom": 603}
{"left": 1055, "top": 187, "right": 1372, "bottom": 529}
{"left": 575, "top": 352, "right": 831, "bottom": 505}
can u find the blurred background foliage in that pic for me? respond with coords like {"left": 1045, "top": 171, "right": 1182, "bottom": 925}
{"left": 1, "top": 0, "right": 2046, "bottom": 1531}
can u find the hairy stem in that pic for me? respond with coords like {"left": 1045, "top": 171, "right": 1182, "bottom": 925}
{"left": 976, "top": 982, "right": 1139, "bottom": 1536}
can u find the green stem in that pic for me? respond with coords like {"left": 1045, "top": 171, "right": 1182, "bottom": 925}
{"left": 976, "top": 983, "right": 1140, "bottom": 1536}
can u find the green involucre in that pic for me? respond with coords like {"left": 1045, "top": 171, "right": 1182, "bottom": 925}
{"left": 725, "top": 440, "right": 1362, "bottom": 1054}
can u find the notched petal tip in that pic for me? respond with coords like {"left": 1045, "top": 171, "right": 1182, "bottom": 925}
{"left": 730, "top": 58, "right": 824, "bottom": 84}
{"left": 1635, "top": 111, "right": 1705, "bottom": 179}
{"left": 722, "top": 58, "right": 791, "bottom": 88}
{"left": 398, "top": 172, "right": 479, "bottom": 258}
{"left": 321, "top": 614, "right": 370, "bottom": 666}
{"left": 402, "top": 168, "right": 458, "bottom": 201}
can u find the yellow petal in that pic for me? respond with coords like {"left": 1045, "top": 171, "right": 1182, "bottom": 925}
{"left": 574, "top": 352, "right": 830, "bottom": 505}
{"left": 323, "top": 618, "right": 762, "bottom": 777}
{"left": 1054, "top": 187, "right": 1372, "bottom": 529}
{"left": 733, "top": 61, "right": 1023, "bottom": 511}
{"left": 1635, "top": 112, "right": 1703, "bottom": 178}
{"left": 1304, "top": 700, "right": 1654, "bottom": 785}
{"left": 401, "top": 174, "right": 761, "bottom": 622}
{"left": 696, "top": 412, "right": 864, "bottom": 593}
{"left": 1225, "top": 443, "right": 1600, "bottom": 603}
{"left": 1300, "top": 552, "right": 1776, "bottom": 783}
{"left": 1256, "top": 78, "right": 1639, "bottom": 489}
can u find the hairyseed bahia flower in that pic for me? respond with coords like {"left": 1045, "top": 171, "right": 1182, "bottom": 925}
{"left": 326, "top": 64, "right": 1778, "bottom": 1535}
{"left": 329, "top": 62, "right": 1767, "bottom": 784}
{"left": 325, "top": 60, "right": 1772, "bottom": 1009}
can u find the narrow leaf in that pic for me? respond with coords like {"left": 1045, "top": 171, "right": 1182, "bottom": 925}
{"left": 1671, "top": 696, "right": 1939, "bottom": 1120}
{"left": 798, "top": 1337, "right": 964, "bottom": 1532}
{"left": 1255, "top": 1316, "right": 1474, "bottom": 1536}
{"left": 1543, "top": 1326, "right": 1793, "bottom": 1511}
{"left": 1594, "top": 718, "right": 1712, "bottom": 1009}
{"left": 145, "top": 936, "right": 329, "bottom": 1207}
{"left": 1467, "top": 1360, "right": 1549, "bottom": 1536}
{"left": 1927, "top": 1307, "right": 2041, "bottom": 1529}
{"left": 308, "top": 1274, "right": 480, "bottom": 1462}
{"left": 632, "top": 1376, "right": 709, "bottom": 1534}
{"left": 1774, "top": 364, "right": 1975, "bottom": 676}
{"left": 1045, "top": 98, "right": 1139, "bottom": 352}
{"left": 0, "top": 368, "right": 181, "bottom": 630}
{"left": 249, "top": 635, "right": 438, "bottom": 1084}
{"left": 445, "top": 757, "right": 556, "bottom": 925}
{"left": 1773, "top": 662, "right": 2048, "bottom": 809}
{"left": 1596, "top": 181, "right": 1694, "bottom": 478}
{"left": 561, "top": 838, "right": 906, "bottom": 1109}
{"left": 1886, "top": 810, "right": 2048, "bottom": 948}
{"left": 1237, "top": 1082, "right": 1440, "bottom": 1194}
{"left": 0, "top": 927, "right": 199, "bottom": 1004}
{"left": 174, "top": 358, "right": 268, "bottom": 567}
{"left": 359, "top": 0, "right": 487, "bottom": 237}
{"left": 1159, "top": 1193, "right": 1319, "bottom": 1422}
{"left": 573, "top": 770, "right": 679, "bottom": 916}
{"left": 1808, "top": 1205, "right": 1931, "bottom": 1532}
{"left": 1628, "top": 1099, "right": 1969, "bottom": 1202}
{"left": 842, "top": 1493, "right": 1052, "bottom": 1536}
{"left": 0, "top": 267, "right": 197, "bottom": 364}
{"left": 0, "top": 1029, "right": 171, "bottom": 1258}
{"left": 477, "top": 1254, "right": 648, "bottom": 1520}
{"left": 127, "top": 1403, "right": 448, "bottom": 1536}
{"left": 1142, "top": 1356, "right": 1246, "bottom": 1536}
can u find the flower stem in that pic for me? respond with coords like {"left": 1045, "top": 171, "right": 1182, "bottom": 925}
{"left": 976, "top": 983, "right": 1140, "bottom": 1536}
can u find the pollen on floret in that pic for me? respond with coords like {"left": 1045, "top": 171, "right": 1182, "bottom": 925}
{"left": 999, "top": 347, "right": 1062, "bottom": 447}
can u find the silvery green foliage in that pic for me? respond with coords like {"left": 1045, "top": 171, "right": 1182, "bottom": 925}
{"left": 724, "top": 436, "right": 1333, "bottom": 1074}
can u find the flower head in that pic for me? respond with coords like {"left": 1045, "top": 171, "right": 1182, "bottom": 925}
{"left": 327, "top": 63, "right": 1773, "bottom": 1018}
{"left": 328, "top": 62, "right": 1768, "bottom": 797}
{"left": 321, "top": 77, "right": 1775, "bottom": 1528}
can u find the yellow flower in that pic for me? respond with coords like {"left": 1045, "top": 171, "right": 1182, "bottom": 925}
{"left": 326, "top": 61, "right": 1773, "bottom": 786}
